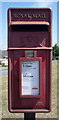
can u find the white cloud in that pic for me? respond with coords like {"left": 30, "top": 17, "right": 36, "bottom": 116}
{"left": 36, "top": 0, "right": 57, "bottom": 1}
{"left": 31, "top": 2, "right": 53, "bottom": 7}
{"left": 0, "top": 0, "right": 58, "bottom": 2}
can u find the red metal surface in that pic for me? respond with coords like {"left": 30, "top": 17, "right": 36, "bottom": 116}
{"left": 8, "top": 8, "right": 52, "bottom": 113}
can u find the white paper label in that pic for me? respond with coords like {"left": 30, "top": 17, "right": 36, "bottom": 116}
{"left": 22, "top": 61, "right": 39, "bottom": 95}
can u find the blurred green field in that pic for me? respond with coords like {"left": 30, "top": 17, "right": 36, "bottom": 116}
{"left": 0, "top": 61, "right": 58, "bottom": 119}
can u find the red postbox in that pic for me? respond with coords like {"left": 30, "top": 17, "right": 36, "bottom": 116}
{"left": 8, "top": 8, "right": 52, "bottom": 113}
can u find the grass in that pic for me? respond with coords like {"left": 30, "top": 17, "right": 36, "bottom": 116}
{"left": 0, "top": 61, "right": 58, "bottom": 119}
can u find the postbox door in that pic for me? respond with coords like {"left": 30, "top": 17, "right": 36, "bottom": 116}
{"left": 8, "top": 50, "right": 49, "bottom": 110}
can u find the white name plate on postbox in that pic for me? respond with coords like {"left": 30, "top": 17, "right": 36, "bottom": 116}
{"left": 22, "top": 61, "right": 39, "bottom": 95}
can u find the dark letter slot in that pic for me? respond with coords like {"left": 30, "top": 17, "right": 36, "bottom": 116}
{"left": 11, "top": 25, "right": 49, "bottom": 32}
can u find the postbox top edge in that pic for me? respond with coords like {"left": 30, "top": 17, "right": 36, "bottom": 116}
{"left": 8, "top": 7, "right": 52, "bottom": 12}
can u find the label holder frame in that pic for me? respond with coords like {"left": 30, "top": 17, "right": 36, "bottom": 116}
{"left": 19, "top": 57, "right": 42, "bottom": 98}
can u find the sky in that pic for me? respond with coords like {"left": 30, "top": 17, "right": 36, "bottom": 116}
{"left": 57, "top": 1, "right": 59, "bottom": 46}
{"left": 0, "top": 1, "right": 58, "bottom": 50}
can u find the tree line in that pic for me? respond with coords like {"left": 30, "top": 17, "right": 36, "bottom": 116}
{"left": 53, "top": 44, "right": 59, "bottom": 60}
